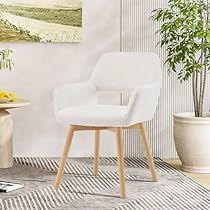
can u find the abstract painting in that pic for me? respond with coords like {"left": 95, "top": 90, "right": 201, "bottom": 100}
{"left": 0, "top": 0, "right": 82, "bottom": 42}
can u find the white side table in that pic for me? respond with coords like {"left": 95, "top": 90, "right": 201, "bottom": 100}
{"left": 0, "top": 99, "right": 30, "bottom": 168}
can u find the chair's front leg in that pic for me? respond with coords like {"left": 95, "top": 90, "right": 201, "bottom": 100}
{"left": 115, "top": 128, "right": 126, "bottom": 198}
{"left": 139, "top": 123, "right": 158, "bottom": 182}
{"left": 93, "top": 130, "right": 100, "bottom": 176}
{"left": 54, "top": 125, "right": 75, "bottom": 189}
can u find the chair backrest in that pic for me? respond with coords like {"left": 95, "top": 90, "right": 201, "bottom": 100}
{"left": 90, "top": 52, "right": 161, "bottom": 91}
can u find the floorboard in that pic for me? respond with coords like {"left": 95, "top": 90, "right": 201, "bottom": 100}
{"left": 165, "top": 159, "right": 210, "bottom": 190}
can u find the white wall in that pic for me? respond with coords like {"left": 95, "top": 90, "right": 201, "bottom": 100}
{"left": 0, "top": 0, "right": 121, "bottom": 157}
{"left": 3, "top": 0, "right": 209, "bottom": 158}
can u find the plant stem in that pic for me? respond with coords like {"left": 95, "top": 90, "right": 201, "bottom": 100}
{"left": 200, "top": 67, "right": 207, "bottom": 116}
{"left": 196, "top": 71, "right": 199, "bottom": 116}
{"left": 192, "top": 72, "right": 199, "bottom": 117}
{"left": 198, "top": 48, "right": 203, "bottom": 116}
{"left": 198, "top": 0, "right": 209, "bottom": 117}
{"left": 198, "top": 71, "right": 203, "bottom": 116}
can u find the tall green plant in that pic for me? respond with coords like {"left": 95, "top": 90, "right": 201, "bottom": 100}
{"left": 151, "top": 0, "right": 210, "bottom": 117}
{"left": 0, "top": 49, "right": 13, "bottom": 71}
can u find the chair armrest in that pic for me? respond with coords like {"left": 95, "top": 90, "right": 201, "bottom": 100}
{"left": 54, "top": 81, "right": 97, "bottom": 112}
{"left": 125, "top": 82, "right": 161, "bottom": 125}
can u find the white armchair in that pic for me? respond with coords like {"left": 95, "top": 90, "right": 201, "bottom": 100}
{"left": 54, "top": 52, "right": 162, "bottom": 198}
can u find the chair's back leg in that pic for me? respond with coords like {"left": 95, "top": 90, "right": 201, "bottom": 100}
{"left": 54, "top": 125, "right": 75, "bottom": 189}
{"left": 115, "top": 128, "right": 126, "bottom": 198}
{"left": 138, "top": 123, "right": 158, "bottom": 182}
{"left": 93, "top": 130, "right": 100, "bottom": 176}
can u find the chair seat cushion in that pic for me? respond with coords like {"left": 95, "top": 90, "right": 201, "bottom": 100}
{"left": 56, "top": 105, "right": 128, "bottom": 127}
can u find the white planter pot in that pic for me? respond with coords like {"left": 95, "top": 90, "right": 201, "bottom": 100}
{"left": 174, "top": 112, "right": 210, "bottom": 173}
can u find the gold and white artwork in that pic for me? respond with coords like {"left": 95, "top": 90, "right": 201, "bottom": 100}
{"left": 0, "top": 0, "right": 82, "bottom": 42}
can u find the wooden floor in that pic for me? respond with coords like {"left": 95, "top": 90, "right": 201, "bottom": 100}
{"left": 165, "top": 159, "right": 210, "bottom": 190}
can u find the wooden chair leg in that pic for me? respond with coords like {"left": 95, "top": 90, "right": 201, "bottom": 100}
{"left": 54, "top": 125, "right": 75, "bottom": 189}
{"left": 115, "top": 128, "right": 126, "bottom": 198}
{"left": 93, "top": 130, "right": 100, "bottom": 176}
{"left": 139, "top": 123, "right": 158, "bottom": 182}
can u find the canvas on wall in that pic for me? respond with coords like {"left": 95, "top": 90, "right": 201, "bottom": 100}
{"left": 0, "top": 0, "right": 82, "bottom": 42}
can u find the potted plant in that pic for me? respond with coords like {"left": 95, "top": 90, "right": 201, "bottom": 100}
{"left": 151, "top": 0, "right": 210, "bottom": 173}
